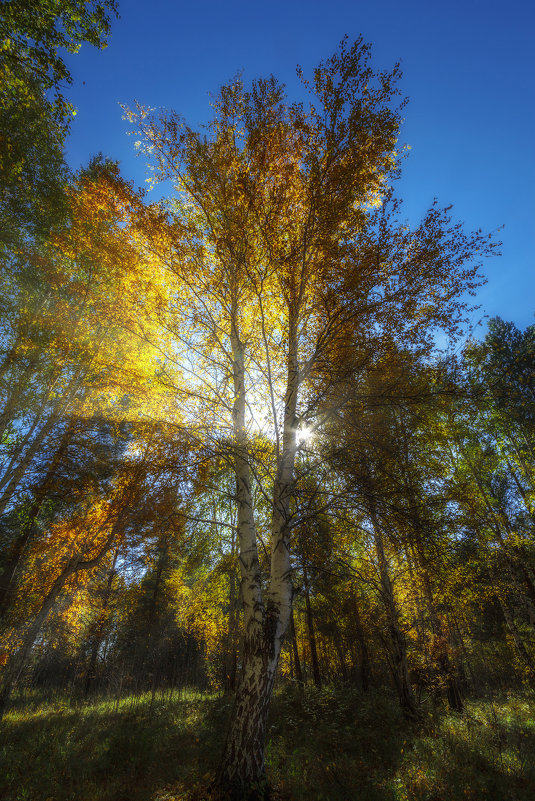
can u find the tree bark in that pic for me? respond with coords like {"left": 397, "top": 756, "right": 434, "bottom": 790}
{"left": 303, "top": 562, "right": 321, "bottom": 687}
{"left": 497, "top": 589, "right": 535, "bottom": 681}
{"left": 83, "top": 547, "right": 119, "bottom": 697}
{"left": 224, "top": 554, "right": 240, "bottom": 693}
{"left": 410, "top": 540, "right": 464, "bottom": 713}
{"left": 217, "top": 316, "right": 297, "bottom": 797}
{"left": 217, "top": 326, "right": 270, "bottom": 796}
{"left": 352, "top": 593, "right": 371, "bottom": 692}
{"left": 289, "top": 609, "right": 303, "bottom": 684}
{"left": 371, "top": 515, "right": 416, "bottom": 717}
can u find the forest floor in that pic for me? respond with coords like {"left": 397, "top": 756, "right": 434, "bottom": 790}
{"left": 0, "top": 685, "right": 534, "bottom": 801}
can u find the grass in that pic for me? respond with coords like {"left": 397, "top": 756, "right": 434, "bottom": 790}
{"left": 1, "top": 686, "right": 535, "bottom": 800}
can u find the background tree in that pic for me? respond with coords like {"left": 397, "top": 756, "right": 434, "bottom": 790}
{"left": 0, "top": 0, "right": 119, "bottom": 253}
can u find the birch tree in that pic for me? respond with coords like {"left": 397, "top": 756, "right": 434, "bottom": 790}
{"left": 128, "top": 38, "right": 493, "bottom": 797}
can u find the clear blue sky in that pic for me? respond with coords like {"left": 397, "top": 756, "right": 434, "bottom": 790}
{"left": 64, "top": 0, "right": 534, "bottom": 332}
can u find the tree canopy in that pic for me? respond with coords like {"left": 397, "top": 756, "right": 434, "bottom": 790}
{"left": 1, "top": 17, "right": 533, "bottom": 801}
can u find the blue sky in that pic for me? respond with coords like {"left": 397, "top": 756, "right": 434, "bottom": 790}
{"left": 64, "top": 0, "right": 534, "bottom": 332}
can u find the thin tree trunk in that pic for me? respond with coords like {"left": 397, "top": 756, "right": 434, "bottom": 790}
{"left": 352, "top": 593, "right": 371, "bottom": 692}
{"left": 0, "top": 350, "right": 41, "bottom": 443}
{"left": 0, "top": 418, "right": 78, "bottom": 620}
{"left": 333, "top": 624, "right": 348, "bottom": 684}
{"left": 303, "top": 562, "right": 321, "bottom": 687}
{"left": 371, "top": 515, "right": 416, "bottom": 717}
{"left": 0, "top": 366, "right": 85, "bottom": 515}
{"left": 289, "top": 609, "right": 303, "bottom": 684}
{"left": 410, "top": 541, "right": 464, "bottom": 713}
{"left": 83, "top": 548, "right": 119, "bottom": 697}
{"left": 0, "top": 512, "right": 122, "bottom": 721}
{"left": 497, "top": 589, "right": 535, "bottom": 681}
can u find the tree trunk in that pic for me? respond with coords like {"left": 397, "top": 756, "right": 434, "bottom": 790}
{"left": 224, "top": 530, "right": 240, "bottom": 693}
{"left": 352, "top": 594, "right": 371, "bottom": 692}
{"left": 0, "top": 365, "right": 85, "bottom": 515}
{"left": 371, "top": 516, "right": 416, "bottom": 717}
{"left": 0, "top": 556, "right": 86, "bottom": 719}
{"left": 217, "top": 326, "right": 271, "bottom": 796}
{"left": 289, "top": 609, "right": 303, "bottom": 684}
{"left": 0, "top": 350, "right": 40, "bottom": 443}
{"left": 83, "top": 548, "right": 119, "bottom": 697}
{"left": 499, "top": 593, "right": 535, "bottom": 681}
{"left": 217, "top": 627, "right": 280, "bottom": 797}
{"left": 411, "top": 542, "right": 464, "bottom": 713}
{"left": 0, "top": 418, "right": 77, "bottom": 620}
{"left": 0, "top": 585, "right": 61, "bottom": 719}
{"left": 303, "top": 562, "right": 321, "bottom": 687}
{"left": 0, "top": 521, "right": 119, "bottom": 720}
{"left": 217, "top": 315, "right": 297, "bottom": 797}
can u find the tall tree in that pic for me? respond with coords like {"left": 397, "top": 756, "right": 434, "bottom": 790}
{"left": 126, "top": 37, "right": 492, "bottom": 797}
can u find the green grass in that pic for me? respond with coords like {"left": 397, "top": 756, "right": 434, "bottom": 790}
{"left": 0, "top": 689, "right": 223, "bottom": 801}
{"left": 269, "top": 687, "right": 535, "bottom": 800}
{"left": 1, "top": 687, "right": 535, "bottom": 800}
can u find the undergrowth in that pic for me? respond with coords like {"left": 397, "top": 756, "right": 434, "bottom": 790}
{"left": 1, "top": 686, "right": 534, "bottom": 800}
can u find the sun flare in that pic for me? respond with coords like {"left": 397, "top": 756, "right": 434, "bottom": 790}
{"left": 296, "top": 425, "right": 314, "bottom": 445}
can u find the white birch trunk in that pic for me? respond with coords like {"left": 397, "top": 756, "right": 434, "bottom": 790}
{"left": 218, "top": 321, "right": 299, "bottom": 797}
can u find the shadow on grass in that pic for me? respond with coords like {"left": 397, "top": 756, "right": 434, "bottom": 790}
{"left": 266, "top": 687, "right": 535, "bottom": 801}
{"left": 1, "top": 689, "right": 535, "bottom": 801}
{"left": 267, "top": 686, "right": 408, "bottom": 801}
{"left": 394, "top": 698, "right": 535, "bottom": 801}
{"left": 0, "top": 692, "right": 227, "bottom": 801}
